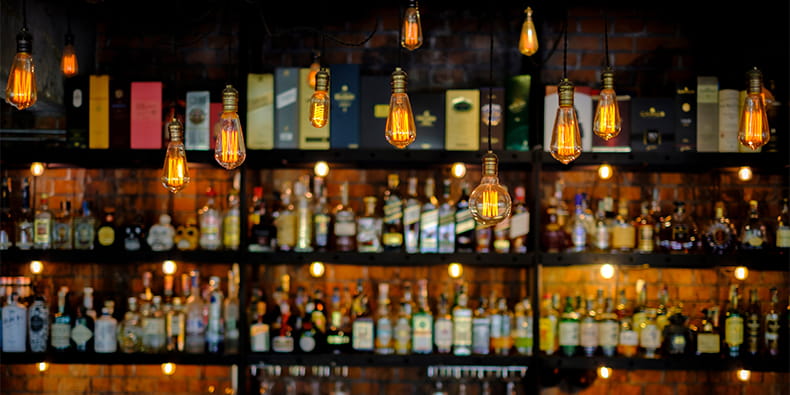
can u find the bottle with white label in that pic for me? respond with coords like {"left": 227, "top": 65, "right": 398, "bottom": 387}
{"left": 199, "top": 187, "right": 222, "bottom": 250}
{"left": 28, "top": 294, "right": 49, "bottom": 352}
{"left": 185, "top": 270, "right": 206, "bottom": 354}
{"left": 513, "top": 298, "right": 533, "bottom": 356}
{"left": 350, "top": 280, "right": 374, "bottom": 352}
{"left": 51, "top": 286, "right": 72, "bottom": 351}
{"left": 224, "top": 264, "right": 240, "bottom": 354}
{"left": 412, "top": 279, "right": 433, "bottom": 354}
{"left": 558, "top": 296, "right": 580, "bottom": 356}
{"left": 374, "top": 282, "right": 394, "bottom": 355}
{"left": 434, "top": 293, "right": 453, "bottom": 354}
{"left": 598, "top": 297, "right": 619, "bottom": 357}
{"left": 472, "top": 297, "right": 491, "bottom": 355}
{"left": 250, "top": 300, "right": 270, "bottom": 352}
{"left": 639, "top": 308, "right": 660, "bottom": 358}
{"left": 94, "top": 304, "right": 118, "bottom": 353}
{"left": 141, "top": 296, "right": 166, "bottom": 353}
{"left": 490, "top": 297, "right": 512, "bottom": 356}
{"left": 579, "top": 298, "right": 599, "bottom": 357}
{"left": 393, "top": 283, "right": 414, "bottom": 355}
{"left": 452, "top": 284, "right": 473, "bottom": 356}
{"left": 2, "top": 291, "right": 27, "bottom": 352}
{"left": 206, "top": 276, "right": 224, "bottom": 353}
{"left": 166, "top": 297, "right": 186, "bottom": 352}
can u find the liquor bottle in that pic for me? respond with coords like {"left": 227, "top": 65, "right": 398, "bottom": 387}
{"left": 312, "top": 177, "right": 332, "bottom": 251}
{"left": 745, "top": 288, "right": 761, "bottom": 355}
{"left": 639, "top": 308, "right": 660, "bottom": 358}
{"left": 222, "top": 189, "right": 241, "bottom": 250}
{"left": 206, "top": 275, "right": 225, "bottom": 353}
{"left": 434, "top": 293, "right": 453, "bottom": 354}
{"left": 764, "top": 287, "right": 780, "bottom": 356}
{"left": 28, "top": 293, "right": 49, "bottom": 352}
{"left": 724, "top": 284, "right": 744, "bottom": 357}
{"left": 740, "top": 200, "right": 769, "bottom": 250}
{"left": 224, "top": 264, "right": 241, "bottom": 354}
{"left": 310, "top": 288, "right": 328, "bottom": 352}
{"left": 118, "top": 296, "right": 143, "bottom": 353}
{"left": 250, "top": 299, "right": 270, "bottom": 352}
{"left": 33, "top": 193, "right": 53, "bottom": 249}
{"left": 777, "top": 198, "right": 790, "bottom": 252}
{"left": 122, "top": 212, "right": 146, "bottom": 251}
{"left": 454, "top": 181, "right": 476, "bottom": 252}
{"left": 509, "top": 186, "right": 530, "bottom": 253}
{"left": 332, "top": 181, "right": 356, "bottom": 252}
{"left": 490, "top": 297, "right": 513, "bottom": 355}
{"left": 702, "top": 201, "right": 738, "bottom": 254}
{"left": 471, "top": 296, "right": 491, "bottom": 355}
{"left": 382, "top": 173, "right": 405, "bottom": 251}
{"left": 558, "top": 296, "right": 580, "bottom": 356}
{"left": 94, "top": 302, "right": 118, "bottom": 353}
{"left": 15, "top": 177, "right": 33, "bottom": 250}
{"left": 598, "top": 297, "right": 619, "bottom": 357}
{"left": 655, "top": 285, "right": 670, "bottom": 342}
{"left": 143, "top": 295, "right": 167, "bottom": 353}
{"left": 412, "top": 279, "right": 433, "bottom": 354}
{"left": 0, "top": 177, "right": 14, "bottom": 249}
{"left": 73, "top": 200, "right": 96, "bottom": 250}
{"left": 374, "top": 282, "right": 394, "bottom": 354}
{"left": 351, "top": 279, "right": 375, "bottom": 352}
{"left": 611, "top": 199, "right": 636, "bottom": 252}
{"left": 693, "top": 307, "right": 720, "bottom": 355}
{"left": 452, "top": 283, "right": 473, "bottom": 356}
{"left": 567, "top": 193, "right": 589, "bottom": 252}
{"left": 635, "top": 201, "right": 655, "bottom": 254}
{"left": 356, "top": 196, "right": 382, "bottom": 252}
{"left": 272, "top": 302, "right": 295, "bottom": 353}
{"left": 492, "top": 204, "right": 511, "bottom": 253}
{"left": 579, "top": 298, "right": 599, "bottom": 357}
{"left": 298, "top": 294, "right": 318, "bottom": 353}
{"left": 248, "top": 186, "right": 277, "bottom": 252}
{"left": 294, "top": 176, "right": 314, "bottom": 252}
{"left": 403, "top": 176, "right": 421, "bottom": 254}
{"left": 419, "top": 178, "right": 440, "bottom": 253}
{"left": 199, "top": 187, "right": 222, "bottom": 250}
{"left": 71, "top": 288, "right": 95, "bottom": 352}
{"left": 554, "top": 179, "right": 570, "bottom": 232}
{"left": 2, "top": 290, "right": 27, "bottom": 352}
{"left": 662, "top": 308, "right": 690, "bottom": 355}
{"left": 96, "top": 207, "right": 118, "bottom": 250}
{"left": 591, "top": 198, "right": 611, "bottom": 252}
{"left": 513, "top": 297, "right": 533, "bottom": 356}
{"left": 147, "top": 213, "right": 175, "bottom": 251}
{"left": 52, "top": 200, "right": 73, "bottom": 249}
{"left": 185, "top": 271, "right": 206, "bottom": 353}
{"left": 539, "top": 293, "right": 559, "bottom": 355}
{"left": 632, "top": 281, "right": 649, "bottom": 339}
{"left": 393, "top": 282, "right": 414, "bottom": 355}
{"left": 657, "top": 201, "right": 699, "bottom": 254}
{"left": 165, "top": 297, "right": 185, "bottom": 352}
{"left": 541, "top": 196, "right": 568, "bottom": 253}
{"left": 437, "top": 179, "right": 456, "bottom": 253}
{"left": 326, "top": 287, "right": 351, "bottom": 354}
{"left": 51, "top": 286, "right": 72, "bottom": 351}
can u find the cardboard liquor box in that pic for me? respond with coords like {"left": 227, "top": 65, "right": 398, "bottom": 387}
{"left": 695, "top": 76, "right": 719, "bottom": 152}
{"left": 630, "top": 97, "right": 675, "bottom": 152}
{"left": 445, "top": 89, "right": 480, "bottom": 151}
{"left": 409, "top": 91, "right": 445, "bottom": 150}
{"left": 359, "top": 74, "right": 392, "bottom": 149}
{"left": 274, "top": 67, "right": 300, "bottom": 149}
{"left": 674, "top": 84, "right": 696, "bottom": 152}
{"left": 329, "top": 63, "right": 362, "bottom": 149}
{"left": 65, "top": 75, "right": 89, "bottom": 149}
{"left": 130, "top": 81, "right": 163, "bottom": 149}
{"left": 247, "top": 73, "right": 275, "bottom": 150}
{"left": 89, "top": 75, "right": 110, "bottom": 149}
{"left": 505, "top": 75, "right": 531, "bottom": 151}
{"left": 185, "top": 90, "right": 211, "bottom": 150}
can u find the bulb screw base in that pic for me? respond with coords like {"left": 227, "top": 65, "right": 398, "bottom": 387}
{"left": 222, "top": 85, "right": 239, "bottom": 112}
{"left": 481, "top": 151, "right": 499, "bottom": 176}
{"left": 167, "top": 118, "right": 184, "bottom": 141}
{"left": 747, "top": 67, "right": 762, "bottom": 95}
{"left": 391, "top": 67, "right": 408, "bottom": 94}
{"left": 558, "top": 78, "right": 574, "bottom": 107}
{"left": 16, "top": 28, "right": 32, "bottom": 53}
{"left": 315, "top": 68, "right": 330, "bottom": 91}
{"left": 601, "top": 68, "right": 615, "bottom": 90}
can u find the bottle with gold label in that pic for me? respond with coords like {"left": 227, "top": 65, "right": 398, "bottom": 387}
{"left": 764, "top": 287, "right": 780, "bottom": 356}
{"left": 419, "top": 178, "right": 440, "bottom": 253}
{"left": 96, "top": 207, "right": 118, "bottom": 250}
{"left": 294, "top": 176, "right": 314, "bottom": 252}
{"left": 374, "top": 282, "right": 393, "bottom": 354}
{"left": 740, "top": 200, "right": 769, "bottom": 250}
{"left": 403, "top": 176, "right": 421, "bottom": 254}
{"left": 274, "top": 182, "right": 297, "bottom": 252}
{"left": 382, "top": 173, "right": 404, "bottom": 251}
{"left": 33, "top": 193, "right": 53, "bottom": 249}
{"left": 745, "top": 288, "right": 761, "bottom": 355}
{"left": 611, "top": 199, "right": 636, "bottom": 252}
{"left": 393, "top": 282, "right": 414, "bottom": 355}
{"left": 539, "top": 293, "right": 559, "bottom": 355}
{"left": 724, "top": 285, "right": 744, "bottom": 357}
{"left": 694, "top": 307, "right": 720, "bottom": 355}
{"left": 312, "top": 177, "right": 331, "bottom": 252}
{"left": 702, "top": 201, "right": 738, "bottom": 255}
{"left": 356, "top": 196, "right": 382, "bottom": 253}
{"left": 635, "top": 201, "right": 655, "bottom": 253}
{"left": 222, "top": 189, "right": 241, "bottom": 250}
{"left": 776, "top": 198, "right": 790, "bottom": 252}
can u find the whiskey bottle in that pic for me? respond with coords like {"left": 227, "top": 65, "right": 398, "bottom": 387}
{"left": 312, "top": 176, "right": 332, "bottom": 251}
{"left": 2, "top": 290, "right": 27, "bottom": 352}
{"left": 475, "top": 222, "right": 492, "bottom": 253}
{"left": 695, "top": 307, "right": 720, "bottom": 355}
{"left": 206, "top": 276, "right": 225, "bottom": 353}
{"left": 332, "top": 182, "right": 356, "bottom": 252}
{"left": 51, "top": 286, "right": 72, "bottom": 351}
{"left": 33, "top": 193, "right": 53, "bottom": 249}
{"left": 199, "top": 187, "right": 222, "bottom": 250}
{"left": 616, "top": 289, "right": 638, "bottom": 357}
{"left": 374, "top": 282, "right": 394, "bottom": 354}
{"left": 558, "top": 296, "right": 580, "bottom": 356}
{"left": 591, "top": 198, "right": 612, "bottom": 252}
{"left": 147, "top": 213, "right": 176, "bottom": 251}
{"left": 166, "top": 297, "right": 185, "bottom": 352}
{"left": 382, "top": 173, "right": 405, "bottom": 251}
{"left": 657, "top": 201, "right": 699, "bottom": 254}
{"left": 635, "top": 201, "right": 655, "bottom": 253}
{"left": 185, "top": 271, "right": 206, "bottom": 353}
{"left": 403, "top": 176, "right": 421, "bottom": 254}
{"left": 118, "top": 296, "right": 143, "bottom": 353}
{"left": 434, "top": 293, "right": 453, "bottom": 354}
{"left": 509, "top": 185, "right": 530, "bottom": 253}
{"left": 393, "top": 282, "right": 414, "bottom": 355}
{"left": 579, "top": 298, "right": 599, "bottom": 357}
{"left": 539, "top": 293, "right": 559, "bottom": 355}
{"left": 96, "top": 207, "right": 118, "bottom": 250}
{"left": 764, "top": 287, "right": 780, "bottom": 356}
{"left": 662, "top": 308, "right": 690, "bottom": 355}
{"left": 351, "top": 279, "right": 375, "bottom": 352}
{"left": 15, "top": 177, "right": 33, "bottom": 250}
{"left": 142, "top": 295, "right": 167, "bottom": 353}
{"left": 639, "top": 308, "right": 660, "bottom": 358}
{"left": 222, "top": 189, "right": 241, "bottom": 250}
{"left": 541, "top": 196, "right": 568, "bottom": 253}
{"left": 452, "top": 283, "right": 473, "bottom": 356}
{"left": 776, "top": 198, "right": 790, "bottom": 252}
{"left": 411, "top": 279, "right": 433, "bottom": 354}
{"left": 356, "top": 196, "right": 382, "bottom": 252}
{"left": 73, "top": 200, "right": 96, "bottom": 250}
{"left": 0, "top": 177, "right": 13, "bottom": 249}
{"left": 250, "top": 300, "right": 270, "bottom": 352}
{"left": 28, "top": 294, "right": 49, "bottom": 352}
{"left": 740, "top": 200, "right": 769, "bottom": 250}
{"left": 745, "top": 288, "right": 761, "bottom": 355}
{"left": 419, "top": 178, "right": 440, "bottom": 253}
{"left": 248, "top": 186, "right": 276, "bottom": 252}
{"left": 513, "top": 297, "right": 534, "bottom": 356}
{"left": 224, "top": 264, "right": 241, "bottom": 354}
{"left": 489, "top": 297, "right": 513, "bottom": 355}
{"left": 724, "top": 285, "right": 744, "bottom": 357}
{"left": 437, "top": 179, "right": 456, "bottom": 253}
{"left": 274, "top": 182, "right": 297, "bottom": 251}
{"left": 53, "top": 200, "right": 73, "bottom": 249}
{"left": 567, "top": 193, "right": 589, "bottom": 252}
{"left": 611, "top": 199, "right": 636, "bottom": 252}
{"left": 632, "top": 281, "right": 649, "bottom": 339}
{"left": 294, "top": 176, "right": 314, "bottom": 252}
{"left": 492, "top": 207, "right": 511, "bottom": 253}
{"left": 95, "top": 302, "right": 118, "bottom": 353}
{"left": 326, "top": 287, "right": 351, "bottom": 354}
{"left": 471, "top": 296, "right": 491, "bottom": 355}
{"left": 598, "top": 297, "right": 619, "bottom": 357}
{"left": 454, "top": 181, "right": 476, "bottom": 252}
{"left": 702, "top": 201, "right": 738, "bottom": 255}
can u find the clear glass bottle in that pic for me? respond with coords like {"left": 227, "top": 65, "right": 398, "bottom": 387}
{"left": 591, "top": 198, "right": 611, "bottom": 252}
{"left": 312, "top": 176, "right": 332, "bottom": 252}
{"left": 558, "top": 296, "right": 580, "bottom": 357}
{"left": 393, "top": 282, "right": 414, "bottom": 355}
{"left": 454, "top": 181, "right": 476, "bottom": 252}
{"left": 147, "top": 213, "right": 175, "bottom": 251}
{"left": 206, "top": 276, "right": 224, "bottom": 353}
{"left": 0, "top": 177, "right": 14, "bottom": 250}
{"left": 437, "top": 178, "right": 456, "bottom": 253}
{"left": 2, "top": 290, "right": 27, "bottom": 352}
{"left": 403, "top": 176, "right": 421, "bottom": 254}
{"left": 185, "top": 271, "right": 206, "bottom": 354}
{"left": 199, "top": 187, "right": 222, "bottom": 250}
{"left": 51, "top": 286, "right": 72, "bottom": 351}
{"left": 27, "top": 293, "right": 49, "bottom": 352}
{"left": 567, "top": 193, "right": 589, "bottom": 252}
{"left": 509, "top": 186, "right": 530, "bottom": 253}
{"left": 579, "top": 298, "right": 599, "bottom": 356}
{"left": 332, "top": 182, "right": 356, "bottom": 252}
{"left": 412, "top": 279, "right": 433, "bottom": 354}
{"left": 419, "top": 178, "right": 440, "bottom": 253}
{"left": 73, "top": 200, "right": 96, "bottom": 250}
{"left": 740, "top": 200, "right": 769, "bottom": 250}
{"left": 598, "top": 297, "right": 619, "bottom": 357}
{"left": 702, "top": 201, "right": 738, "bottom": 255}
{"left": 374, "top": 282, "right": 394, "bottom": 355}
{"left": 52, "top": 200, "right": 73, "bottom": 249}
{"left": 294, "top": 176, "right": 314, "bottom": 252}
{"left": 452, "top": 283, "right": 473, "bottom": 356}
{"left": 118, "top": 296, "right": 143, "bottom": 353}
{"left": 142, "top": 295, "right": 166, "bottom": 353}
{"left": 15, "top": 177, "right": 33, "bottom": 250}
{"left": 356, "top": 196, "right": 382, "bottom": 253}
{"left": 382, "top": 173, "right": 404, "bottom": 251}
{"left": 224, "top": 264, "right": 240, "bottom": 354}
{"left": 639, "top": 308, "right": 660, "bottom": 358}
{"left": 222, "top": 189, "right": 241, "bottom": 250}
{"left": 490, "top": 297, "right": 512, "bottom": 355}
{"left": 95, "top": 302, "right": 118, "bottom": 353}
{"left": 33, "top": 193, "right": 53, "bottom": 249}
{"left": 434, "top": 293, "right": 453, "bottom": 354}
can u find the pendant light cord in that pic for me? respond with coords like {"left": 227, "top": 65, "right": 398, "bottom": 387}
{"left": 487, "top": 9, "right": 494, "bottom": 152}
{"left": 66, "top": 1, "right": 72, "bottom": 35}
{"left": 562, "top": 10, "right": 568, "bottom": 79}
{"left": 22, "top": 0, "right": 28, "bottom": 30}
{"left": 397, "top": 2, "right": 403, "bottom": 68}
{"left": 604, "top": 14, "right": 609, "bottom": 68}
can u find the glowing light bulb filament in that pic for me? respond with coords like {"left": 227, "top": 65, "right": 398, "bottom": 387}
{"left": 401, "top": 1, "right": 423, "bottom": 51}
{"left": 220, "top": 125, "right": 239, "bottom": 164}
{"left": 385, "top": 68, "right": 416, "bottom": 149}
{"left": 309, "top": 68, "right": 330, "bottom": 128}
{"left": 518, "top": 7, "right": 539, "bottom": 56}
{"left": 738, "top": 68, "right": 770, "bottom": 150}
{"left": 482, "top": 190, "right": 499, "bottom": 218}
{"left": 214, "top": 85, "right": 247, "bottom": 170}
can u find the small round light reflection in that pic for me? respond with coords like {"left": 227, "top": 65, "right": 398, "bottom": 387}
{"left": 737, "top": 166, "right": 753, "bottom": 181}
{"left": 314, "top": 161, "right": 330, "bottom": 178}
{"left": 734, "top": 266, "right": 749, "bottom": 280}
{"left": 161, "top": 362, "right": 176, "bottom": 376}
{"left": 30, "top": 260, "right": 44, "bottom": 275}
{"left": 37, "top": 362, "right": 49, "bottom": 372}
{"left": 451, "top": 162, "right": 467, "bottom": 179}
{"left": 30, "top": 162, "right": 45, "bottom": 177}
{"left": 600, "top": 263, "right": 615, "bottom": 279}
{"left": 597, "top": 366, "right": 611, "bottom": 379}
{"left": 737, "top": 369, "right": 750, "bottom": 382}
{"left": 162, "top": 260, "right": 177, "bottom": 275}
{"left": 598, "top": 164, "right": 613, "bottom": 180}
{"left": 448, "top": 263, "right": 463, "bottom": 279}
{"left": 309, "top": 261, "right": 326, "bottom": 278}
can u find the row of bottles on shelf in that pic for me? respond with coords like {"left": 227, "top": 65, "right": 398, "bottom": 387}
{"left": 541, "top": 180, "right": 790, "bottom": 255}
{"left": 540, "top": 282, "right": 789, "bottom": 359}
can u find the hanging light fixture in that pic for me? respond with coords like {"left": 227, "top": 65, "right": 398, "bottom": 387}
{"left": 401, "top": 0, "right": 423, "bottom": 51}
{"left": 307, "top": 51, "right": 321, "bottom": 89}
{"left": 592, "top": 16, "right": 621, "bottom": 141}
{"left": 5, "top": 0, "right": 37, "bottom": 110}
{"left": 737, "top": 67, "right": 770, "bottom": 150}
{"left": 385, "top": 67, "right": 417, "bottom": 149}
{"left": 214, "top": 85, "right": 247, "bottom": 170}
{"left": 61, "top": 6, "right": 78, "bottom": 77}
{"left": 469, "top": 12, "right": 511, "bottom": 226}
{"left": 549, "top": 15, "right": 581, "bottom": 164}
{"left": 161, "top": 118, "right": 191, "bottom": 193}
{"left": 518, "top": 6, "right": 539, "bottom": 56}
{"left": 309, "top": 67, "right": 330, "bottom": 128}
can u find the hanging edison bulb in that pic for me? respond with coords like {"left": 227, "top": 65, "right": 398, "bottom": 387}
{"left": 307, "top": 52, "right": 321, "bottom": 89}
{"left": 214, "top": 85, "right": 247, "bottom": 170}
{"left": 593, "top": 67, "right": 621, "bottom": 140}
{"left": 309, "top": 68, "right": 330, "bottom": 128}
{"left": 161, "top": 118, "right": 191, "bottom": 193}
{"left": 5, "top": 27, "right": 37, "bottom": 110}
{"left": 401, "top": 0, "right": 423, "bottom": 51}
{"left": 550, "top": 78, "right": 582, "bottom": 164}
{"left": 469, "top": 151, "right": 512, "bottom": 226}
{"left": 61, "top": 33, "right": 78, "bottom": 77}
{"left": 737, "top": 67, "right": 770, "bottom": 150}
{"left": 385, "top": 67, "right": 416, "bottom": 149}
{"left": 518, "top": 7, "right": 539, "bottom": 56}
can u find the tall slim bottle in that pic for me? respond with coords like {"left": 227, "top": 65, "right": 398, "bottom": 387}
{"left": 33, "top": 193, "right": 53, "bottom": 249}
{"left": 312, "top": 176, "right": 332, "bottom": 251}
{"left": 382, "top": 174, "right": 404, "bottom": 251}
{"left": 393, "top": 282, "right": 414, "bottom": 355}
{"left": 454, "top": 181, "right": 475, "bottom": 252}
{"left": 419, "top": 178, "right": 439, "bottom": 253}
{"left": 598, "top": 297, "right": 619, "bottom": 357}
{"left": 294, "top": 176, "right": 314, "bottom": 252}
{"left": 275, "top": 182, "right": 297, "bottom": 251}
{"left": 745, "top": 288, "right": 761, "bottom": 355}
{"left": 437, "top": 179, "right": 456, "bottom": 253}
{"left": 374, "top": 282, "right": 394, "bottom": 355}
{"left": 403, "top": 176, "right": 421, "bottom": 254}
{"left": 356, "top": 197, "right": 382, "bottom": 252}
{"left": 15, "top": 177, "right": 33, "bottom": 250}
{"left": 764, "top": 287, "right": 780, "bottom": 356}
{"left": 351, "top": 279, "right": 374, "bottom": 352}
{"left": 2, "top": 291, "right": 27, "bottom": 352}
{"left": 412, "top": 279, "right": 433, "bottom": 354}
{"left": 51, "top": 286, "right": 72, "bottom": 351}
{"left": 199, "top": 187, "right": 222, "bottom": 250}
{"left": 724, "top": 285, "right": 744, "bottom": 357}
{"left": 509, "top": 186, "right": 530, "bottom": 253}
{"left": 185, "top": 271, "right": 206, "bottom": 353}
{"left": 332, "top": 182, "right": 356, "bottom": 252}
{"left": 206, "top": 276, "right": 224, "bottom": 353}
{"left": 579, "top": 298, "right": 599, "bottom": 357}
{"left": 28, "top": 294, "right": 49, "bottom": 352}
{"left": 452, "top": 283, "right": 473, "bottom": 356}
{"left": 434, "top": 293, "right": 454, "bottom": 354}
{"left": 558, "top": 296, "right": 580, "bottom": 356}
{"left": 222, "top": 189, "right": 241, "bottom": 250}
{"left": 0, "top": 177, "right": 14, "bottom": 249}
{"left": 539, "top": 293, "right": 559, "bottom": 355}
{"left": 224, "top": 264, "right": 240, "bottom": 354}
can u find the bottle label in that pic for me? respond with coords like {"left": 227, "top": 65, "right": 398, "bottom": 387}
{"left": 472, "top": 318, "right": 490, "bottom": 354}
{"left": 2, "top": 306, "right": 27, "bottom": 352}
{"left": 186, "top": 316, "right": 205, "bottom": 334}
{"left": 404, "top": 204, "right": 420, "bottom": 226}
{"left": 314, "top": 214, "right": 330, "bottom": 247}
{"left": 34, "top": 218, "right": 51, "bottom": 245}
{"left": 75, "top": 222, "right": 94, "bottom": 248}
{"left": 594, "top": 226, "right": 610, "bottom": 250}
{"left": 571, "top": 223, "right": 587, "bottom": 248}
{"left": 382, "top": 232, "right": 403, "bottom": 247}
{"left": 619, "top": 329, "right": 638, "bottom": 347}
{"left": 509, "top": 211, "right": 530, "bottom": 239}
{"left": 638, "top": 225, "right": 654, "bottom": 252}
{"left": 53, "top": 222, "right": 72, "bottom": 246}
{"left": 455, "top": 211, "right": 475, "bottom": 235}
{"left": 299, "top": 334, "right": 316, "bottom": 352}
{"left": 334, "top": 221, "right": 356, "bottom": 237}
{"left": 275, "top": 213, "right": 297, "bottom": 248}
{"left": 696, "top": 333, "right": 720, "bottom": 354}
{"left": 51, "top": 322, "right": 72, "bottom": 349}
{"left": 394, "top": 318, "right": 411, "bottom": 354}
{"left": 598, "top": 321, "right": 619, "bottom": 347}
{"left": 71, "top": 323, "right": 94, "bottom": 346}
{"left": 539, "top": 317, "right": 557, "bottom": 352}
{"left": 639, "top": 324, "right": 660, "bottom": 349}
{"left": 777, "top": 227, "right": 790, "bottom": 248}
{"left": 558, "top": 321, "right": 580, "bottom": 346}
{"left": 668, "top": 333, "right": 686, "bottom": 354}
{"left": 272, "top": 335, "right": 294, "bottom": 352}
{"left": 223, "top": 215, "right": 240, "bottom": 248}
{"left": 384, "top": 200, "right": 403, "bottom": 224}
{"left": 742, "top": 229, "right": 765, "bottom": 248}
{"left": 97, "top": 226, "right": 115, "bottom": 246}
{"left": 434, "top": 319, "right": 453, "bottom": 351}
{"left": 352, "top": 319, "right": 374, "bottom": 351}
{"left": 725, "top": 316, "right": 744, "bottom": 346}
{"left": 453, "top": 314, "right": 473, "bottom": 347}
{"left": 580, "top": 322, "right": 598, "bottom": 348}
{"left": 29, "top": 308, "right": 49, "bottom": 352}
{"left": 412, "top": 314, "right": 433, "bottom": 352}
{"left": 250, "top": 323, "right": 270, "bottom": 352}
{"left": 95, "top": 320, "right": 118, "bottom": 353}
{"left": 612, "top": 226, "right": 636, "bottom": 249}
{"left": 376, "top": 318, "right": 393, "bottom": 350}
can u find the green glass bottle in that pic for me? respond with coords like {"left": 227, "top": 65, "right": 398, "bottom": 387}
{"left": 558, "top": 296, "right": 580, "bottom": 356}
{"left": 724, "top": 285, "right": 744, "bottom": 357}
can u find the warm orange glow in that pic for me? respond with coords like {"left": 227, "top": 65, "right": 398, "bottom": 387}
{"left": 214, "top": 112, "right": 246, "bottom": 170}
{"left": 309, "top": 90, "right": 329, "bottom": 128}
{"left": 518, "top": 7, "right": 539, "bottom": 56}
{"left": 482, "top": 190, "right": 499, "bottom": 218}
{"left": 385, "top": 92, "right": 416, "bottom": 148}
{"left": 61, "top": 44, "right": 78, "bottom": 77}
{"left": 401, "top": 5, "right": 423, "bottom": 51}
{"left": 593, "top": 88, "right": 621, "bottom": 140}
{"left": 5, "top": 51, "right": 37, "bottom": 110}
{"left": 161, "top": 147, "right": 190, "bottom": 193}
{"left": 307, "top": 62, "right": 320, "bottom": 89}
{"left": 738, "top": 93, "right": 770, "bottom": 150}
{"left": 550, "top": 106, "right": 582, "bottom": 164}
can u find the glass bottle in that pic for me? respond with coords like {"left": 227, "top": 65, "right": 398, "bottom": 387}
{"left": 199, "top": 187, "right": 222, "bottom": 250}
{"left": 185, "top": 271, "right": 206, "bottom": 354}
{"left": 558, "top": 296, "right": 580, "bottom": 356}
{"left": 579, "top": 298, "right": 599, "bottom": 356}
{"left": 33, "top": 193, "right": 53, "bottom": 249}
{"left": 490, "top": 297, "right": 513, "bottom": 355}
{"left": 374, "top": 282, "right": 394, "bottom": 355}
{"left": 764, "top": 287, "right": 780, "bottom": 356}
{"left": 206, "top": 276, "right": 224, "bottom": 353}
{"left": 434, "top": 293, "right": 453, "bottom": 354}
{"left": 632, "top": 281, "right": 649, "bottom": 339}
{"left": 567, "top": 193, "right": 589, "bottom": 252}
{"left": 393, "top": 282, "right": 414, "bottom": 355}
{"left": 420, "top": 178, "right": 440, "bottom": 253}
{"left": 635, "top": 201, "right": 655, "bottom": 253}
{"left": 475, "top": 221, "right": 492, "bottom": 253}
{"left": 724, "top": 285, "right": 744, "bottom": 357}
{"left": 639, "top": 308, "right": 660, "bottom": 358}
{"left": 657, "top": 201, "right": 699, "bottom": 254}
{"left": 0, "top": 177, "right": 14, "bottom": 250}
{"left": 326, "top": 287, "right": 350, "bottom": 354}
{"left": 294, "top": 176, "right": 314, "bottom": 252}
{"left": 122, "top": 212, "right": 145, "bottom": 251}
{"left": 312, "top": 176, "right": 332, "bottom": 251}
{"left": 118, "top": 296, "right": 143, "bottom": 353}
{"left": 94, "top": 303, "right": 118, "bottom": 353}
{"left": 222, "top": 189, "right": 241, "bottom": 250}
{"left": 382, "top": 173, "right": 404, "bottom": 251}
{"left": 702, "top": 201, "right": 738, "bottom": 255}
{"left": 611, "top": 199, "right": 636, "bottom": 252}
{"left": 147, "top": 213, "right": 176, "bottom": 251}
{"left": 454, "top": 181, "right": 476, "bottom": 252}
{"left": 745, "top": 288, "right": 761, "bottom": 355}
{"left": 142, "top": 295, "right": 166, "bottom": 353}
{"left": 166, "top": 297, "right": 185, "bottom": 352}
{"left": 95, "top": 207, "right": 118, "bottom": 250}
{"left": 52, "top": 200, "right": 73, "bottom": 249}
{"left": 15, "top": 177, "right": 33, "bottom": 250}
{"left": 224, "top": 264, "right": 240, "bottom": 354}
{"left": 493, "top": 204, "right": 512, "bottom": 253}
{"left": 272, "top": 290, "right": 295, "bottom": 353}
{"left": 2, "top": 290, "right": 27, "bottom": 352}
{"left": 71, "top": 289, "right": 95, "bottom": 352}
{"left": 740, "top": 200, "right": 769, "bottom": 250}
{"left": 694, "top": 307, "right": 720, "bottom": 355}
{"left": 452, "top": 283, "right": 473, "bottom": 356}
{"left": 274, "top": 182, "right": 297, "bottom": 251}
{"left": 403, "top": 176, "right": 421, "bottom": 254}
{"left": 351, "top": 279, "right": 374, "bottom": 352}
{"left": 541, "top": 196, "right": 568, "bottom": 253}
{"left": 250, "top": 299, "right": 270, "bottom": 352}
{"left": 310, "top": 288, "right": 328, "bottom": 353}
{"left": 513, "top": 297, "right": 534, "bottom": 356}
{"left": 591, "top": 198, "right": 611, "bottom": 252}
{"left": 539, "top": 293, "right": 559, "bottom": 356}
{"left": 411, "top": 279, "right": 433, "bottom": 354}
{"left": 51, "top": 286, "right": 72, "bottom": 351}
{"left": 616, "top": 289, "right": 638, "bottom": 358}
{"left": 248, "top": 186, "right": 277, "bottom": 252}
{"left": 356, "top": 196, "right": 382, "bottom": 252}
{"left": 73, "top": 200, "right": 96, "bottom": 250}
{"left": 332, "top": 181, "right": 357, "bottom": 252}
{"left": 662, "top": 309, "right": 689, "bottom": 356}
{"left": 598, "top": 297, "right": 619, "bottom": 357}
{"left": 28, "top": 293, "right": 49, "bottom": 352}
{"left": 437, "top": 178, "right": 456, "bottom": 253}
{"left": 509, "top": 185, "right": 530, "bottom": 253}
{"left": 776, "top": 198, "right": 790, "bottom": 251}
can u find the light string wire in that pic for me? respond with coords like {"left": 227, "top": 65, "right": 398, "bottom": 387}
{"left": 487, "top": 8, "right": 494, "bottom": 152}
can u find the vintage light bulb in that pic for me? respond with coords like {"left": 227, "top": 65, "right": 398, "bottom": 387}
{"left": 469, "top": 151, "right": 512, "bottom": 226}
{"left": 314, "top": 161, "right": 330, "bottom": 178}
{"left": 448, "top": 263, "right": 463, "bottom": 278}
{"left": 401, "top": 0, "right": 423, "bottom": 51}
{"left": 309, "top": 68, "right": 330, "bottom": 128}
{"left": 30, "top": 162, "right": 45, "bottom": 176}
{"left": 550, "top": 79, "right": 582, "bottom": 164}
{"left": 593, "top": 68, "right": 622, "bottom": 140}
{"left": 61, "top": 33, "right": 78, "bottom": 77}
{"left": 30, "top": 260, "right": 44, "bottom": 274}
{"left": 5, "top": 27, "right": 37, "bottom": 110}
{"left": 214, "top": 85, "right": 247, "bottom": 170}
{"left": 161, "top": 363, "right": 176, "bottom": 376}
{"left": 161, "top": 118, "right": 191, "bottom": 193}
{"left": 737, "top": 369, "right": 750, "bottom": 382}
{"left": 599, "top": 263, "right": 615, "bottom": 279}
{"left": 598, "top": 163, "right": 613, "bottom": 180}
{"left": 738, "top": 68, "right": 770, "bottom": 150}
{"left": 309, "top": 261, "right": 326, "bottom": 278}
{"left": 307, "top": 54, "right": 321, "bottom": 89}
{"left": 451, "top": 162, "right": 467, "bottom": 179}
{"left": 518, "top": 7, "right": 539, "bottom": 56}
{"left": 737, "top": 166, "right": 753, "bottom": 181}
{"left": 384, "top": 67, "right": 416, "bottom": 149}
